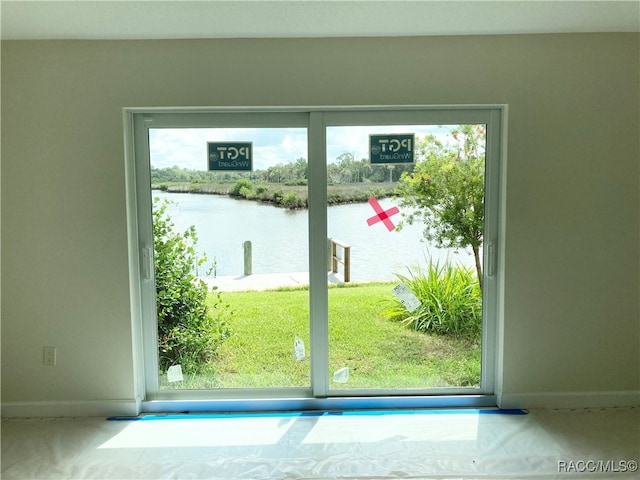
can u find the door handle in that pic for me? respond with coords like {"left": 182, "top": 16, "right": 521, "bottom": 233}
{"left": 141, "top": 245, "right": 153, "bottom": 280}
{"left": 487, "top": 242, "right": 496, "bottom": 278}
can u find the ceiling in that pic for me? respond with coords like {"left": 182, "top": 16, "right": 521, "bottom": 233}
{"left": 1, "top": 1, "right": 639, "bottom": 40}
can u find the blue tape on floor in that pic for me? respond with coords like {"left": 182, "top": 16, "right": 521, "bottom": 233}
{"left": 107, "top": 408, "right": 527, "bottom": 421}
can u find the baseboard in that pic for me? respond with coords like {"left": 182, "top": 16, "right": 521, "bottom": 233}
{"left": 1, "top": 398, "right": 142, "bottom": 418}
{"left": 5, "top": 392, "right": 636, "bottom": 416}
{"left": 498, "top": 390, "right": 640, "bottom": 409}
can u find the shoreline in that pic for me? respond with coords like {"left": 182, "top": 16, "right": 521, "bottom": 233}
{"left": 152, "top": 181, "right": 399, "bottom": 209}
{"left": 201, "top": 272, "right": 398, "bottom": 292}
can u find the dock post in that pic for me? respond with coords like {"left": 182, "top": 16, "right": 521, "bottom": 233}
{"left": 331, "top": 240, "right": 338, "bottom": 274}
{"left": 243, "top": 240, "right": 252, "bottom": 275}
{"left": 328, "top": 238, "right": 351, "bottom": 283}
{"left": 343, "top": 245, "right": 351, "bottom": 282}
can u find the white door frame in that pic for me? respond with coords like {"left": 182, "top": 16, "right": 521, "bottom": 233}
{"left": 123, "top": 105, "right": 506, "bottom": 413}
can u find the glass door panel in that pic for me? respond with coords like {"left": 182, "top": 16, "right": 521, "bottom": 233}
{"left": 325, "top": 124, "right": 486, "bottom": 393}
{"left": 148, "top": 126, "right": 310, "bottom": 390}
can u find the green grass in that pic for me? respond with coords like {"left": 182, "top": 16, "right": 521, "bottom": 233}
{"left": 161, "top": 282, "right": 481, "bottom": 390}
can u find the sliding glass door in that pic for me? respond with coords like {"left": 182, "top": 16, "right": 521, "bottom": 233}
{"left": 127, "top": 107, "right": 502, "bottom": 406}
{"left": 325, "top": 122, "right": 485, "bottom": 393}
{"left": 149, "top": 125, "right": 310, "bottom": 391}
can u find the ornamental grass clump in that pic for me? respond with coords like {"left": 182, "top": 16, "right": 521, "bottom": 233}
{"left": 385, "top": 262, "right": 482, "bottom": 337}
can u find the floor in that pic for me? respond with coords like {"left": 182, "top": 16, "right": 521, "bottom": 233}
{"left": 2, "top": 407, "right": 638, "bottom": 480}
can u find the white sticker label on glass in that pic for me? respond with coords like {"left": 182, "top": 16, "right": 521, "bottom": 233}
{"left": 167, "top": 364, "right": 184, "bottom": 383}
{"left": 294, "top": 337, "right": 306, "bottom": 361}
{"left": 333, "top": 367, "right": 350, "bottom": 383}
{"left": 392, "top": 283, "right": 421, "bottom": 313}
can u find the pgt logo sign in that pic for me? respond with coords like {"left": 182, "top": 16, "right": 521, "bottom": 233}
{"left": 208, "top": 142, "right": 253, "bottom": 171}
{"left": 370, "top": 134, "right": 415, "bottom": 164}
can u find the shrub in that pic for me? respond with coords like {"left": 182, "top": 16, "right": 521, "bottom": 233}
{"left": 281, "top": 191, "right": 306, "bottom": 209}
{"left": 284, "top": 179, "right": 308, "bottom": 186}
{"left": 272, "top": 189, "right": 284, "bottom": 202}
{"left": 153, "top": 198, "right": 232, "bottom": 375}
{"left": 384, "top": 262, "right": 481, "bottom": 337}
{"left": 230, "top": 178, "right": 253, "bottom": 196}
{"left": 238, "top": 185, "right": 255, "bottom": 199}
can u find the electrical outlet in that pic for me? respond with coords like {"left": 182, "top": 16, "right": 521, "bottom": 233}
{"left": 43, "top": 346, "right": 56, "bottom": 366}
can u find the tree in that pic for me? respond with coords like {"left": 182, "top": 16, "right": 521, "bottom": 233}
{"left": 327, "top": 163, "right": 343, "bottom": 184}
{"left": 292, "top": 157, "right": 308, "bottom": 180}
{"left": 396, "top": 125, "right": 486, "bottom": 288}
{"left": 153, "top": 198, "right": 231, "bottom": 375}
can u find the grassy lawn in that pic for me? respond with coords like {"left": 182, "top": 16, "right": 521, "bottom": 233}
{"left": 324, "top": 284, "right": 480, "bottom": 389}
{"left": 162, "top": 282, "right": 480, "bottom": 390}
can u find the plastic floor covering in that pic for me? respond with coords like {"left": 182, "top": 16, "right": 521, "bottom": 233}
{"left": 1, "top": 407, "right": 638, "bottom": 479}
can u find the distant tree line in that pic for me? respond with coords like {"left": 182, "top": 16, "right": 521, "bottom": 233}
{"left": 151, "top": 154, "right": 414, "bottom": 186}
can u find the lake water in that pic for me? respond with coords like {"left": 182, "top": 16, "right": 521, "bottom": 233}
{"left": 153, "top": 191, "right": 475, "bottom": 282}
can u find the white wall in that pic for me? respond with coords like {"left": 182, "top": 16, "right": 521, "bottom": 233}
{"left": 2, "top": 34, "right": 638, "bottom": 415}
